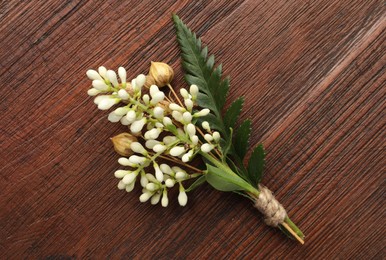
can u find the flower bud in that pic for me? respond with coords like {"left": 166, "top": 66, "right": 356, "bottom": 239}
{"left": 150, "top": 192, "right": 161, "bottom": 205}
{"left": 148, "top": 61, "right": 174, "bottom": 87}
{"left": 178, "top": 185, "right": 188, "bottom": 206}
{"left": 111, "top": 133, "right": 137, "bottom": 156}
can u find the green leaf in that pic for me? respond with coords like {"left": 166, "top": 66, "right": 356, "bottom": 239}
{"left": 247, "top": 144, "right": 265, "bottom": 186}
{"left": 173, "top": 14, "right": 228, "bottom": 138}
{"left": 205, "top": 164, "right": 246, "bottom": 192}
{"left": 234, "top": 119, "right": 251, "bottom": 159}
{"left": 224, "top": 97, "right": 244, "bottom": 131}
{"left": 186, "top": 175, "right": 206, "bottom": 192}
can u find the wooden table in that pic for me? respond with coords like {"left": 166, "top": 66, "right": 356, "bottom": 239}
{"left": 1, "top": 1, "right": 384, "bottom": 258}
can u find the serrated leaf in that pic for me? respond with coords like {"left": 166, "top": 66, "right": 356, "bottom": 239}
{"left": 196, "top": 93, "right": 218, "bottom": 112}
{"left": 173, "top": 14, "right": 228, "bottom": 138}
{"left": 224, "top": 97, "right": 244, "bottom": 131}
{"left": 247, "top": 144, "right": 265, "bottom": 186}
{"left": 205, "top": 164, "right": 246, "bottom": 192}
{"left": 234, "top": 120, "right": 251, "bottom": 159}
{"left": 186, "top": 175, "right": 206, "bottom": 192}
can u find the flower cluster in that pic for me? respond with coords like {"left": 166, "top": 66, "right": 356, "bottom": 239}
{"left": 86, "top": 62, "right": 221, "bottom": 207}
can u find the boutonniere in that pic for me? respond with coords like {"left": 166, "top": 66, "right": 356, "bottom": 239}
{"left": 85, "top": 14, "right": 304, "bottom": 244}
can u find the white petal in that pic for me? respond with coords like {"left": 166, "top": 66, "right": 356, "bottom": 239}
{"left": 149, "top": 85, "right": 160, "bottom": 97}
{"left": 178, "top": 190, "right": 188, "bottom": 206}
{"left": 150, "top": 192, "right": 161, "bottom": 205}
{"left": 139, "top": 192, "right": 152, "bottom": 202}
{"left": 180, "top": 88, "right": 189, "bottom": 99}
{"left": 182, "top": 112, "right": 192, "bottom": 123}
{"left": 142, "top": 94, "right": 150, "bottom": 105}
{"left": 153, "top": 106, "right": 164, "bottom": 119}
{"left": 98, "top": 66, "right": 107, "bottom": 78}
{"left": 212, "top": 131, "right": 220, "bottom": 142}
{"left": 130, "top": 142, "right": 147, "bottom": 154}
{"left": 92, "top": 80, "right": 108, "bottom": 91}
{"left": 114, "top": 170, "right": 129, "bottom": 178}
{"left": 184, "top": 99, "right": 193, "bottom": 111}
{"left": 194, "top": 108, "right": 210, "bottom": 117}
{"left": 169, "top": 103, "right": 185, "bottom": 112}
{"left": 204, "top": 134, "right": 213, "bottom": 142}
{"left": 118, "top": 157, "right": 134, "bottom": 166}
{"left": 154, "top": 164, "right": 164, "bottom": 182}
{"left": 161, "top": 190, "right": 169, "bottom": 207}
{"left": 202, "top": 121, "right": 210, "bottom": 131}
{"left": 169, "top": 146, "right": 185, "bottom": 157}
{"left": 145, "top": 140, "right": 160, "bottom": 149}
{"left": 130, "top": 118, "right": 146, "bottom": 133}
{"left": 118, "top": 67, "right": 127, "bottom": 84}
{"left": 163, "top": 136, "right": 177, "bottom": 145}
{"left": 172, "top": 111, "right": 183, "bottom": 122}
{"left": 125, "top": 182, "right": 135, "bottom": 192}
{"left": 86, "top": 69, "right": 103, "bottom": 80}
{"left": 189, "top": 84, "right": 198, "bottom": 98}
{"left": 126, "top": 110, "right": 137, "bottom": 123}
{"left": 165, "top": 179, "right": 175, "bottom": 188}
{"left": 107, "top": 70, "right": 119, "bottom": 87}
{"left": 162, "top": 117, "right": 173, "bottom": 126}
{"left": 98, "top": 98, "right": 117, "bottom": 110}
{"left": 118, "top": 89, "right": 129, "bottom": 99}
{"left": 87, "top": 88, "right": 101, "bottom": 96}
{"left": 191, "top": 135, "right": 199, "bottom": 145}
{"left": 150, "top": 92, "right": 165, "bottom": 105}
{"left": 186, "top": 123, "right": 196, "bottom": 137}
{"left": 108, "top": 112, "right": 122, "bottom": 122}
{"left": 122, "top": 173, "right": 136, "bottom": 184}
{"left": 153, "top": 144, "right": 167, "bottom": 153}
{"left": 114, "top": 107, "right": 129, "bottom": 116}
{"left": 201, "top": 143, "right": 214, "bottom": 153}
{"left": 160, "top": 164, "right": 172, "bottom": 174}
{"left": 117, "top": 180, "right": 126, "bottom": 190}
{"left": 136, "top": 74, "right": 146, "bottom": 87}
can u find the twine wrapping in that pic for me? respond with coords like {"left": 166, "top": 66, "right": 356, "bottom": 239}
{"left": 254, "top": 185, "right": 287, "bottom": 227}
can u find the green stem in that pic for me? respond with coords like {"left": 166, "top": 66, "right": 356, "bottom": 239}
{"left": 199, "top": 151, "right": 259, "bottom": 197}
{"left": 199, "top": 150, "right": 305, "bottom": 243}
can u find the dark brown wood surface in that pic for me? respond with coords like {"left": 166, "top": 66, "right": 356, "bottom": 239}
{"left": 1, "top": 0, "right": 385, "bottom": 258}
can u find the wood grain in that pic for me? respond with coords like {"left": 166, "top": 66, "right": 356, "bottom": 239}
{"left": 0, "top": 0, "right": 385, "bottom": 258}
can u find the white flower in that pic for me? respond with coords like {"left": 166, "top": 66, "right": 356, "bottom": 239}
{"left": 194, "top": 108, "right": 210, "bottom": 117}
{"left": 201, "top": 143, "right": 214, "bottom": 153}
{"left": 139, "top": 191, "right": 152, "bottom": 202}
{"left": 118, "top": 67, "right": 127, "bottom": 85}
{"left": 140, "top": 173, "right": 149, "bottom": 187}
{"left": 182, "top": 111, "right": 192, "bottom": 124}
{"left": 202, "top": 121, "right": 210, "bottom": 131}
{"left": 172, "top": 111, "right": 183, "bottom": 122}
{"left": 144, "top": 128, "right": 161, "bottom": 140}
{"left": 146, "top": 183, "right": 158, "bottom": 191}
{"left": 136, "top": 74, "right": 146, "bottom": 88}
{"left": 87, "top": 88, "right": 101, "bottom": 96}
{"left": 128, "top": 155, "right": 147, "bottom": 165}
{"left": 165, "top": 178, "right": 175, "bottom": 188}
{"left": 184, "top": 99, "right": 193, "bottom": 111}
{"left": 114, "top": 107, "right": 129, "bottom": 116}
{"left": 163, "top": 136, "right": 177, "bottom": 145}
{"left": 161, "top": 189, "right": 169, "bottom": 207}
{"left": 178, "top": 186, "right": 188, "bottom": 206}
{"left": 149, "top": 85, "right": 160, "bottom": 97}
{"left": 190, "top": 84, "right": 198, "bottom": 99}
{"left": 114, "top": 170, "right": 129, "bottom": 178}
{"left": 190, "top": 135, "right": 199, "bottom": 145}
{"left": 142, "top": 94, "right": 150, "bottom": 105}
{"left": 182, "top": 149, "right": 193, "bottom": 163}
{"left": 118, "top": 89, "right": 129, "bottom": 99}
{"left": 175, "top": 171, "right": 187, "bottom": 181}
{"left": 169, "top": 103, "right": 185, "bottom": 112}
{"left": 122, "top": 172, "right": 136, "bottom": 184}
{"left": 120, "top": 116, "right": 130, "bottom": 125}
{"left": 150, "top": 192, "right": 161, "bottom": 205}
{"left": 118, "top": 157, "right": 135, "bottom": 167}
{"left": 117, "top": 180, "right": 126, "bottom": 190}
{"left": 160, "top": 164, "right": 172, "bottom": 174}
{"left": 153, "top": 144, "right": 167, "bottom": 153}
{"left": 180, "top": 88, "right": 189, "bottom": 99}
{"left": 154, "top": 163, "right": 164, "bottom": 182}
{"left": 153, "top": 106, "right": 164, "bottom": 119}
{"left": 126, "top": 182, "right": 135, "bottom": 192}
{"left": 108, "top": 111, "right": 122, "bottom": 123}
{"left": 186, "top": 123, "right": 196, "bottom": 137}
{"left": 130, "top": 142, "right": 147, "bottom": 155}
{"left": 87, "top": 69, "right": 103, "bottom": 81}
{"left": 130, "top": 118, "right": 147, "bottom": 133}
{"left": 125, "top": 110, "right": 137, "bottom": 123}
{"left": 145, "top": 139, "right": 160, "bottom": 149}
{"left": 212, "top": 131, "right": 220, "bottom": 142}
{"left": 107, "top": 70, "right": 119, "bottom": 87}
{"left": 204, "top": 134, "right": 213, "bottom": 142}
{"left": 98, "top": 66, "right": 107, "bottom": 79}
{"left": 92, "top": 80, "right": 109, "bottom": 91}
{"left": 162, "top": 117, "right": 173, "bottom": 126}
{"left": 170, "top": 146, "right": 185, "bottom": 157}
{"left": 98, "top": 97, "right": 118, "bottom": 110}
{"left": 145, "top": 173, "right": 158, "bottom": 183}
{"left": 150, "top": 92, "right": 165, "bottom": 105}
